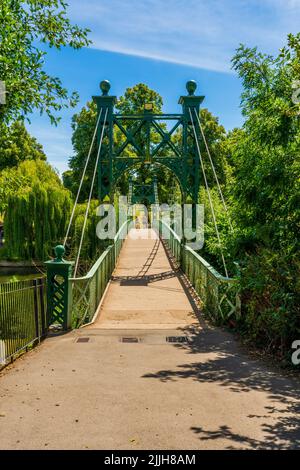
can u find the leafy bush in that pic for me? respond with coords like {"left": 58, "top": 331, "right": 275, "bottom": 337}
{"left": 238, "top": 250, "right": 300, "bottom": 359}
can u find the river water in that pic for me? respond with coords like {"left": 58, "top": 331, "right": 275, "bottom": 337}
{"left": 0, "top": 268, "right": 45, "bottom": 283}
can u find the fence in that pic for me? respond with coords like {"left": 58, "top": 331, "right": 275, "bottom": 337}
{"left": 69, "top": 220, "right": 129, "bottom": 328}
{"left": 158, "top": 220, "right": 241, "bottom": 323}
{"left": 0, "top": 277, "right": 47, "bottom": 367}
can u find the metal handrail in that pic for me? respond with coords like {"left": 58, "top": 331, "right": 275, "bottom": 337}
{"left": 158, "top": 219, "right": 240, "bottom": 322}
{"left": 69, "top": 220, "right": 129, "bottom": 327}
{"left": 69, "top": 220, "right": 129, "bottom": 282}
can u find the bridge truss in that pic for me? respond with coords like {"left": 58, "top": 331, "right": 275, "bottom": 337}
{"left": 93, "top": 80, "right": 204, "bottom": 212}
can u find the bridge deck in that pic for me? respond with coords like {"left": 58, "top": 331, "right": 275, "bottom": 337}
{"left": 1, "top": 229, "right": 299, "bottom": 449}
{"left": 89, "top": 228, "right": 199, "bottom": 330}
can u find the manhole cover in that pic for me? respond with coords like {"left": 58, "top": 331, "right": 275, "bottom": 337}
{"left": 166, "top": 336, "right": 190, "bottom": 344}
{"left": 76, "top": 337, "right": 90, "bottom": 343}
{"left": 121, "top": 337, "right": 139, "bottom": 343}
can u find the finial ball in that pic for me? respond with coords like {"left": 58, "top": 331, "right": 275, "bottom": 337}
{"left": 186, "top": 80, "right": 197, "bottom": 96}
{"left": 100, "top": 80, "right": 111, "bottom": 96}
{"left": 54, "top": 245, "right": 65, "bottom": 261}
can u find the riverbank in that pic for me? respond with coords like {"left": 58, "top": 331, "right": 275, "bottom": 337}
{"left": 0, "top": 261, "right": 45, "bottom": 282}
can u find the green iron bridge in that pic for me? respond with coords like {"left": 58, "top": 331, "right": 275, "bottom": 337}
{"left": 44, "top": 80, "right": 240, "bottom": 332}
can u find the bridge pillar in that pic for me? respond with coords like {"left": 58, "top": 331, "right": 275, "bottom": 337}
{"left": 45, "top": 245, "right": 74, "bottom": 331}
{"left": 92, "top": 80, "right": 117, "bottom": 203}
{"left": 179, "top": 81, "right": 205, "bottom": 236}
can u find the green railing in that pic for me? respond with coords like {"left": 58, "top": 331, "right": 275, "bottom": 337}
{"left": 158, "top": 220, "right": 241, "bottom": 323}
{"left": 69, "top": 221, "right": 129, "bottom": 328}
{"left": 0, "top": 277, "right": 47, "bottom": 367}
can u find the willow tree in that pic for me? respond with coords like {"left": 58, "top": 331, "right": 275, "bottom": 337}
{"left": 4, "top": 160, "right": 71, "bottom": 260}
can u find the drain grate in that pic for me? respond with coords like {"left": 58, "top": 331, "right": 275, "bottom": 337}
{"left": 121, "top": 337, "right": 139, "bottom": 343}
{"left": 166, "top": 336, "right": 190, "bottom": 344}
{"left": 76, "top": 337, "right": 90, "bottom": 343}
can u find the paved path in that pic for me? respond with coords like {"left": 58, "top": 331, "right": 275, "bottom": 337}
{"left": 90, "top": 229, "right": 198, "bottom": 330}
{"left": 0, "top": 229, "right": 299, "bottom": 449}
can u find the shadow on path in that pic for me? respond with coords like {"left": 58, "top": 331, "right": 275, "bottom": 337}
{"left": 142, "top": 326, "right": 300, "bottom": 449}
{"left": 141, "top": 238, "right": 300, "bottom": 449}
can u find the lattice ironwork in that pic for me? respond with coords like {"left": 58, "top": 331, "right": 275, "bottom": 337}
{"left": 158, "top": 220, "right": 241, "bottom": 323}
{"left": 129, "top": 178, "right": 158, "bottom": 205}
{"left": 92, "top": 80, "right": 204, "bottom": 214}
{"left": 45, "top": 245, "right": 74, "bottom": 330}
{"left": 50, "top": 276, "right": 67, "bottom": 325}
{"left": 69, "top": 221, "right": 129, "bottom": 328}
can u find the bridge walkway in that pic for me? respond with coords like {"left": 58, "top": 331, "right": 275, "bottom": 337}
{"left": 88, "top": 228, "right": 199, "bottom": 330}
{"left": 0, "top": 229, "right": 299, "bottom": 449}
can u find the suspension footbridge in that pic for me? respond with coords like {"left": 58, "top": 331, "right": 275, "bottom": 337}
{"left": 44, "top": 79, "right": 239, "bottom": 332}
{"left": 1, "top": 81, "right": 299, "bottom": 450}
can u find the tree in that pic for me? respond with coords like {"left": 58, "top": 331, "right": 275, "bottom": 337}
{"left": 64, "top": 101, "right": 98, "bottom": 201}
{"left": 230, "top": 34, "right": 300, "bottom": 255}
{"left": 217, "top": 34, "right": 300, "bottom": 358}
{"left": 0, "top": 0, "right": 90, "bottom": 123}
{"left": 0, "top": 166, "right": 30, "bottom": 215}
{"left": 198, "top": 108, "right": 227, "bottom": 186}
{"left": 0, "top": 121, "right": 46, "bottom": 171}
{"left": 116, "top": 83, "right": 163, "bottom": 114}
{"left": 3, "top": 159, "right": 71, "bottom": 260}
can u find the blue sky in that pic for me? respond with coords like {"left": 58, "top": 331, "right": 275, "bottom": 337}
{"left": 27, "top": 0, "right": 300, "bottom": 174}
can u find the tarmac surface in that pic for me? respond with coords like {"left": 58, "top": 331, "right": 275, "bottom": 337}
{"left": 0, "top": 229, "right": 299, "bottom": 450}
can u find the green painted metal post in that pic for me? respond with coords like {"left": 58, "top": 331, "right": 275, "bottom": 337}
{"left": 92, "top": 80, "right": 117, "bottom": 203}
{"left": 45, "top": 245, "right": 74, "bottom": 331}
{"left": 179, "top": 80, "right": 205, "bottom": 234}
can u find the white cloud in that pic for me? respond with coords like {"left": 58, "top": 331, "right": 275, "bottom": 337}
{"left": 67, "top": 0, "right": 300, "bottom": 73}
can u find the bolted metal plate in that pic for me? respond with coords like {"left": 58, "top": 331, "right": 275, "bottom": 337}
{"left": 121, "top": 337, "right": 139, "bottom": 343}
{"left": 166, "top": 336, "right": 191, "bottom": 344}
{"left": 76, "top": 337, "right": 90, "bottom": 343}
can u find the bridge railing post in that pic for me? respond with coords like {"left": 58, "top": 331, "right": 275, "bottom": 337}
{"left": 45, "top": 245, "right": 74, "bottom": 331}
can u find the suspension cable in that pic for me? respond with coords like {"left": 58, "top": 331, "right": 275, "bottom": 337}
{"left": 189, "top": 108, "right": 229, "bottom": 277}
{"left": 63, "top": 109, "right": 103, "bottom": 247}
{"left": 193, "top": 108, "right": 233, "bottom": 232}
{"left": 73, "top": 108, "right": 108, "bottom": 278}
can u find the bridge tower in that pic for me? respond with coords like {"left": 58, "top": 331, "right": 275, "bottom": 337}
{"left": 92, "top": 79, "right": 204, "bottom": 229}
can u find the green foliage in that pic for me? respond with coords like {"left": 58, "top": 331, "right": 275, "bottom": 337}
{"left": 0, "top": 121, "right": 46, "bottom": 171}
{"left": 4, "top": 160, "right": 71, "bottom": 260}
{"left": 64, "top": 101, "right": 98, "bottom": 201}
{"left": 193, "top": 35, "right": 300, "bottom": 362}
{"left": 74, "top": 201, "right": 106, "bottom": 265}
{"left": 209, "top": 34, "right": 300, "bottom": 360}
{"left": 198, "top": 186, "right": 234, "bottom": 276}
{"left": 0, "top": 0, "right": 91, "bottom": 123}
{"left": 238, "top": 250, "right": 300, "bottom": 358}
{"left": 0, "top": 166, "right": 31, "bottom": 214}
{"left": 116, "top": 83, "right": 163, "bottom": 114}
{"left": 198, "top": 108, "right": 227, "bottom": 186}
{"left": 229, "top": 36, "right": 300, "bottom": 257}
